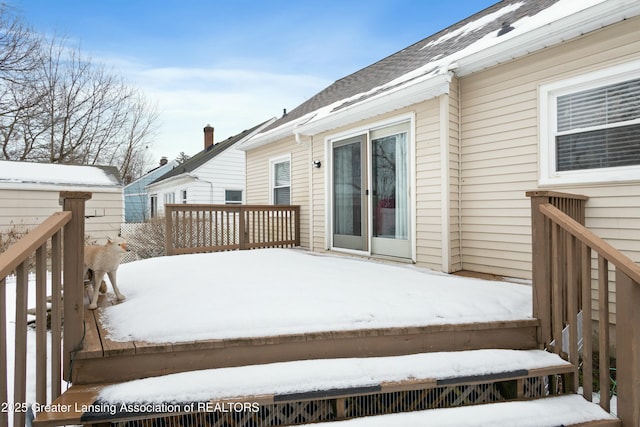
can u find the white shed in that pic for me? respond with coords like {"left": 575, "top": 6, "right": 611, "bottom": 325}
{"left": 0, "top": 160, "right": 123, "bottom": 243}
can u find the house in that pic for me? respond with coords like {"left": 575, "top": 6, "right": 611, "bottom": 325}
{"left": 123, "top": 157, "right": 178, "bottom": 223}
{"left": 0, "top": 160, "right": 123, "bottom": 241}
{"left": 146, "top": 120, "right": 274, "bottom": 217}
{"left": 239, "top": 0, "right": 640, "bottom": 281}
{"left": 12, "top": 1, "right": 640, "bottom": 425}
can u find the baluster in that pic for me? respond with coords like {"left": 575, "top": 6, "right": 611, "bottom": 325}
{"left": 598, "top": 255, "right": 610, "bottom": 412}
{"left": 0, "top": 277, "right": 7, "bottom": 427}
{"left": 581, "top": 244, "right": 593, "bottom": 401}
{"left": 35, "top": 244, "right": 47, "bottom": 404}
{"left": 551, "top": 222, "right": 563, "bottom": 355}
{"left": 567, "top": 235, "right": 578, "bottom": 392}
{"left": 14, "top": 261, "right": 28, "bottom": 427}
{"left": 51, "top": 231, "right": 63, "bottom": 400}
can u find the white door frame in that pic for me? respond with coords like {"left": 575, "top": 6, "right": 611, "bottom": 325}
{"left": 324, "top": 113, "right": 416, "bottom": 261}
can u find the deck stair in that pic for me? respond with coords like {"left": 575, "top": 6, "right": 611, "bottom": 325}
{"left": 33, "top": 348, "right": 618, "bottom": 427}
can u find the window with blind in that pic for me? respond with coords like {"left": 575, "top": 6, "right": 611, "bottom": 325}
{"left": 270, "top": 156, "right": 291, "bottom": 205}
{"left": 540, "top": 62, "right": 640, "bottom": 185}
{"left": 556, "top": 77, "right": 640, "bottom": 171}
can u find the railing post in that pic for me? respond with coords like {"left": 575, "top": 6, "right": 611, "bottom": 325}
{"left": 239, "top": 206, "right": 246, "bottom": 250}
{"left": 61, "top": 191, "right": 91, "bottom": 382}
{"left": 294, "top": 206, "right": 301, "bottom": 246}
{"left": 527, "top": 192, "right": 552, "bottom": 348}
{"left": 527, "top": 191, "right": 588, "bottom": 349}
{"left": 616, "top": 270, "right": 640, "bottom": 426}
{"left": 165, "top": 205, "right": 174, "bottom": 256}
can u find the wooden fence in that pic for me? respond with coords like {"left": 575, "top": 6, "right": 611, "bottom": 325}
{"left": 528, "top": 190, "right": 640, "bottom": 425}
{"left": 0, "top": 192, "right": 90, "bottom": 427}
{"left": 165, "top": 204, "right": 301, "bottom": 256}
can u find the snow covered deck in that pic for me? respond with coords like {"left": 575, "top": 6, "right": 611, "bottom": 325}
{"left": 73, "top": 249, "right": 539, "bottom": 384}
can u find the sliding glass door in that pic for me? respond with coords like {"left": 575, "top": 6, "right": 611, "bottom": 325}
{"left": 331, "top": 121, "right": 411, "bottom": 259}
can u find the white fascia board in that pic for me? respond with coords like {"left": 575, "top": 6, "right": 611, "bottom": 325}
{"left": 296, "top": 73, "right": 451, "bottom": 137}
{"left": 455, "top": 0, "right": 640, "bottom": 76}
{"left": 236, "top": 119, "right": 304, "bottom": 151}
{"left": 145, "top": 174, "right": 195, "bottom": 192}
{"left": 0, "top": 182, "right": 122, "bottom": 193}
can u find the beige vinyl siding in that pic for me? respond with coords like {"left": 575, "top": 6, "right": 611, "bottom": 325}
{"left": 448, "top": 77, "right": 461, "bottom": 272}
{"left": 415, "top": 98, "right": 443, "bottom": 270}
{"left": 460, "top": 15, "right": 640, "bottom": 290}
{"left": 245, "top": 136, "right": 310, "bottom": 248}
{"left": 0, "top": 188, "right": 123, "bottom": 243}
{"left": 311, "top": 134, "right": 326, "bottom": 251}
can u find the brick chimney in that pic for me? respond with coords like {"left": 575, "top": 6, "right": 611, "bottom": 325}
{"left": 160, "top": 156, "right": 168, "bottom": 166}
{"left": 204, "top": 124, "right": 214, "bottom": 150}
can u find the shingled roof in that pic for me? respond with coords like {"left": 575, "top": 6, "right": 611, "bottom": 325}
{"left": 259, "top": 0, "right": 559, "bottom": 134}
{"left": 152, "top": 120, "right": 271, "bottom": 184}
{"left": 239, "top": 0, "right": 640, "bottom": 149}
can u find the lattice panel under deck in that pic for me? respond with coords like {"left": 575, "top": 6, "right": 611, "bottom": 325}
{"left": 108, "top": 376, "right": 568, "bottom": 427}
{"left": 110, "top": 400, "right": 335, "bottom": 427}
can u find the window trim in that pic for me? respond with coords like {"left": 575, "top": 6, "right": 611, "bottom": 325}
{"left": 225, "top": 189, "right": 243, "bottom": 205}
{"left": 149, "top": 194, "right": 158, "bottom": 218}
{"left": 164, "top": 192, "right": 175, "bottom": 204}
{"left": 539, "top": 60, "right": 640, "bottom": 186}
{"left": 269, "top": 154, "right": 291, "bottom": 205}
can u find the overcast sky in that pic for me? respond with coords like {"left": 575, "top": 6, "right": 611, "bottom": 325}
{"left": 12, "top": 0, "right": 496, "bottom": 165}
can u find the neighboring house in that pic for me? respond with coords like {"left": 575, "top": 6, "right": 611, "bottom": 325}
{"left": 147, "top": 120, "right": 274, "bottom": 217}
{"left": 239, "top": 0, "right": 640, "bottom": 280}
{"left": 124, "top": 157, "right": 178, "bottom": 222}
{"left": 0, "top": 160, "right": 123, "bottom": 242}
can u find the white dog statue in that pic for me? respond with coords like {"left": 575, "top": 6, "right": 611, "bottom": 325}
{"left": 84, "top": 237, "right": 128, "bottom": 310}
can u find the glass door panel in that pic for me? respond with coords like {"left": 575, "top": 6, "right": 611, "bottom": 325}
{"left": 371, "top": 130, "right": 411, "bottom": 258}
{"left": 333, "top": 136, "right": 367, "bottom": 251}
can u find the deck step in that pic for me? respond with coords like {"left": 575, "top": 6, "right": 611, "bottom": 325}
{"left": 75, "top": 309, "right": 539, "bottom": 384}
{"left": 35, "top": 349, "right": 578, "bottom": 426}
{"left": 301, "top": 395, "right": 620, "bottom": 427}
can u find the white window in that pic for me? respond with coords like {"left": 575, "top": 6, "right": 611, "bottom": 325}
{"left": 164, "top": 192, "right": 175, "bottom": 204}
{"left": 225, "top": 190, "right": 242, "bottom": 204}
{"left": 270, "top": 155, "right": 291, "bottom": 205}
{"left": 181, "top": 189, "right": 188, "bottom": 204}
{"left": 150, "top": 194, "right": 158, "bottom": 218}
{"left": 539, "top": 61, "right": 640, "bottom": 186}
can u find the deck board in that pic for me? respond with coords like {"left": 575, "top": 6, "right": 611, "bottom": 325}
{"left": 74, "top": 311, "right": 540, "bottom": 384}
{"left": 75, "top": 275, "right": 539, "bottom": 385}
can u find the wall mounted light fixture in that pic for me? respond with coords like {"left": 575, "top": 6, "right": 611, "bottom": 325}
{"left": 313, "top": 160, "right": 322, "bottom": 168}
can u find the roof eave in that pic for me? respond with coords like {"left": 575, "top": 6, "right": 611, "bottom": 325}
{"left": 146, "top": 173, "right": 196, "bottom": 191}
{"left": 240, "top": 0, "right": 640, "bottom": 150}
{"left": 237, "top": 119, "right": 303, "bottom": 151}
{"left": 456, "top": 0, "right": 640, "bottom": 76}
{"left": 295, "top": 72, "right": 451, "bottom": 137}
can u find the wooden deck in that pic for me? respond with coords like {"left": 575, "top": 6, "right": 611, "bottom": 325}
{"left": 74, "top": 288, "right": 540, "bottom": 385}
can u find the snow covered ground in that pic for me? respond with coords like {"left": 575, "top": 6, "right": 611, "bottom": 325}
{"left": 102, "top": 248, "right": 533, "bottom": 343}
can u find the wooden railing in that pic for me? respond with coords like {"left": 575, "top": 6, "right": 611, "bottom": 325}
{"left": 165, "top": 204, "right": 301, "bottom": 256}
{"left": 0, "top": 192, "right": 90, "bottom": 427}
{"left": 528, "top": 191, "right": 640, "bottom": 425}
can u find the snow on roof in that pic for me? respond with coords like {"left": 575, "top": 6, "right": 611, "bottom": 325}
{"left": 242, "top": 0, "right": 630, "bottom": 148}
{"left": 293, "top": 0, "right": 612, "bottom": 133}
{"left": 102, "top": 249, "right": 531, "bottom": 344}
{"left": 0, "top": 160, "right": 121, "bottom": 188}
{"left": 420, "top": 2, "right": 526, "bottom": 49}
